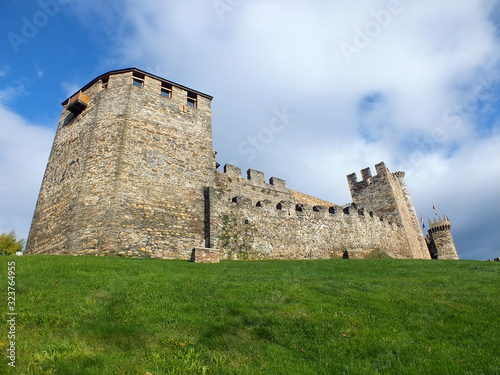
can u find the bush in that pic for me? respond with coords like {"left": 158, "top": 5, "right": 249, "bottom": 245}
{"left": 0, "top": 231, "right": 25, "bottom": 255}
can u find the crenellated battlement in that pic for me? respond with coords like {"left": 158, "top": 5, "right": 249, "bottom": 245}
{"left": 222, "top": 164, "right": 287, "bottom": 190}
{"left": 347, "top": 162, "right": 390, "bottom": 191}
{"left": 224, "top": 164, "right": 242, "bottom": 179}
{"left": 428, "top": 216, "right": 452, "bottom": 233}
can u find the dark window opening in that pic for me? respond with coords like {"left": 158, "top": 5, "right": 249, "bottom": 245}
{"left": 132, "top": 78, "right": 143, "bottom": 88}
{"left": 101, "top": 75, "right": 109, "bottom": 89}
{"left": 295, "top": 204, "right": 303, "bottom": 212}
{"left": 329, "top": 207, "right": 336, "bottom": 214}
{"left": 161, "top": 82, "right": 172, "bottom": 98}
{"left": 132, "top": 71, "right": 145, "bottom": 79}
{"left": 161, "top": 88, "right": 171, "bottom": 97}
{"left": 132, "top": 72, "right": 145, "bottom": 88}
{"left": 187, "top": 91, "right": 197, "bottom": 107}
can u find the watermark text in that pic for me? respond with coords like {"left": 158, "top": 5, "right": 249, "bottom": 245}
{"left": 8, "top": 0, "right": 71, "bottom": 54}
{"left": 340, "top": 0, "right": 403, "bottom": 63}
{"left": 238, "top": 107, "right": 296, "bottom": 162}
{"left": 7, "top": 261, "right": 16, "bottom": 367}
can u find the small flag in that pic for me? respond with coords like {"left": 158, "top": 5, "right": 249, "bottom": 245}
{"left": 422, "top": 223, "right": 425, "bottom": 229}
{"left": 420, "top": 217, "right": 423, "bottom": 223}
{"left": 433, "top": 204, "right": 435, "bottom": 210}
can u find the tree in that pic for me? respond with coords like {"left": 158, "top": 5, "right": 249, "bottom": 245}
{"left": 0, "top": 231, "right": 25, "bottom": 255}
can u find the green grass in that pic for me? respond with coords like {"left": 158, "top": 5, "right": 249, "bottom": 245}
{"left": 1, "top": 256, "right": 498, "bottom": 374}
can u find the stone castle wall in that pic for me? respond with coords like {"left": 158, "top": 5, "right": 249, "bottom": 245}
{"left": 208, "top": 166, "right": 410, "bottom": 260}
{"left": 26, "top": 68, "right": 457, "bottom": 260}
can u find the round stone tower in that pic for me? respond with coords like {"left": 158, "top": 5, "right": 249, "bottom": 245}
{"left": 426, "top": 216, "right": 459, "bottom": 260}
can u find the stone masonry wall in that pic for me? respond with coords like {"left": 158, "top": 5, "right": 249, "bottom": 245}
{"left": 347, "top": 163, "right": 430, "bottom": 259}
{"left": 429, "top": 231, "right": 459, "bottom": 260}
{"left": 392, "top": 172, "right": 429, "bottom": 258}
{"left": 26, "top": 75, "right": 116, "bottom": 254}
{"left": 26, "top": 69, "right": 215, "bottom": 259}
{"left": 209, "top": 166, "right": 410, "bottom": 260}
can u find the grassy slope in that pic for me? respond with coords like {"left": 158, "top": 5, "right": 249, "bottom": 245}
{"left": 1, "top": 256, "right": 498, "bottom": 374}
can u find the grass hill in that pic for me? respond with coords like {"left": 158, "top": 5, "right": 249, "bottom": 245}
{"left": 1, "top": 256, "right": 498, "bottom": 374}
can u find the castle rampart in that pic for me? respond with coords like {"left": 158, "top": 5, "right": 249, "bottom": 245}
{"left": 206, "top": 163, "right": 410, "bottom": 260}
{"left": 26, "top": 68, "right": 457, "bottom": 260}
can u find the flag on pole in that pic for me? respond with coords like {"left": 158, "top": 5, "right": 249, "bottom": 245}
{"left": 433, "top": 204, "right": 435, "bottom": 210}
{"left": 422, "top": 223, "right": 425, "bottom": 229}
{"left": 420, "top": 217, "right": 423, "bottom": 223}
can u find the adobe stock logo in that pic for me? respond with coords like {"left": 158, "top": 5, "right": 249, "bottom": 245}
{"left": 7, "top": 0, "right": 71, "bottom": 54}
{"left": 238, "top": 107, "right": 296, "bottom": 162}
{"left": 339, "top": 0, "right": 403, "bottom": 63}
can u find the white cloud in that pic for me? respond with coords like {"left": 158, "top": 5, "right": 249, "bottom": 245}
{"left": 0, "top": 104, "right": 54, "bottom": 242}
{"left": 0, "top": 85, "right": 25, "bottom": 102}
{"left": 408, "top": 132, "right": 500, "bottom": 259}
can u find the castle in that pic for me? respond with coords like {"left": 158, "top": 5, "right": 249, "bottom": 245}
{"left": 25, "top": 68, "right": 459, "bottom": 261}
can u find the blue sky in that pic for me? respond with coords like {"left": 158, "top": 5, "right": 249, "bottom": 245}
{"left": 1, "top": 0, "right": 499, "bottom": 260}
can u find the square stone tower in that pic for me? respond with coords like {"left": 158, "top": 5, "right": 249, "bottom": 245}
{"left": 347, "top": 162, "right": 430, "bottom": 259}
{"left": 26, "top": 68, "right": 215, "bottom": 258}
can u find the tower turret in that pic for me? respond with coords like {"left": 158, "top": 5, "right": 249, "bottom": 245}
{"left": 426, "top": 216, "right": 459, "bottom": 260}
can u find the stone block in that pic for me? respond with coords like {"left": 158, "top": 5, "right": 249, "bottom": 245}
{"left": 269, "top": 176, "right": 287, "bottom": 189}
{"left": 190, "top": 248, "right": 220, "bottom": 263}
{"left": 247, "top": 169, "right": 265, "bottom": 184}
{"left": 224, "top": 164, "right": 242, "bottom": 179}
